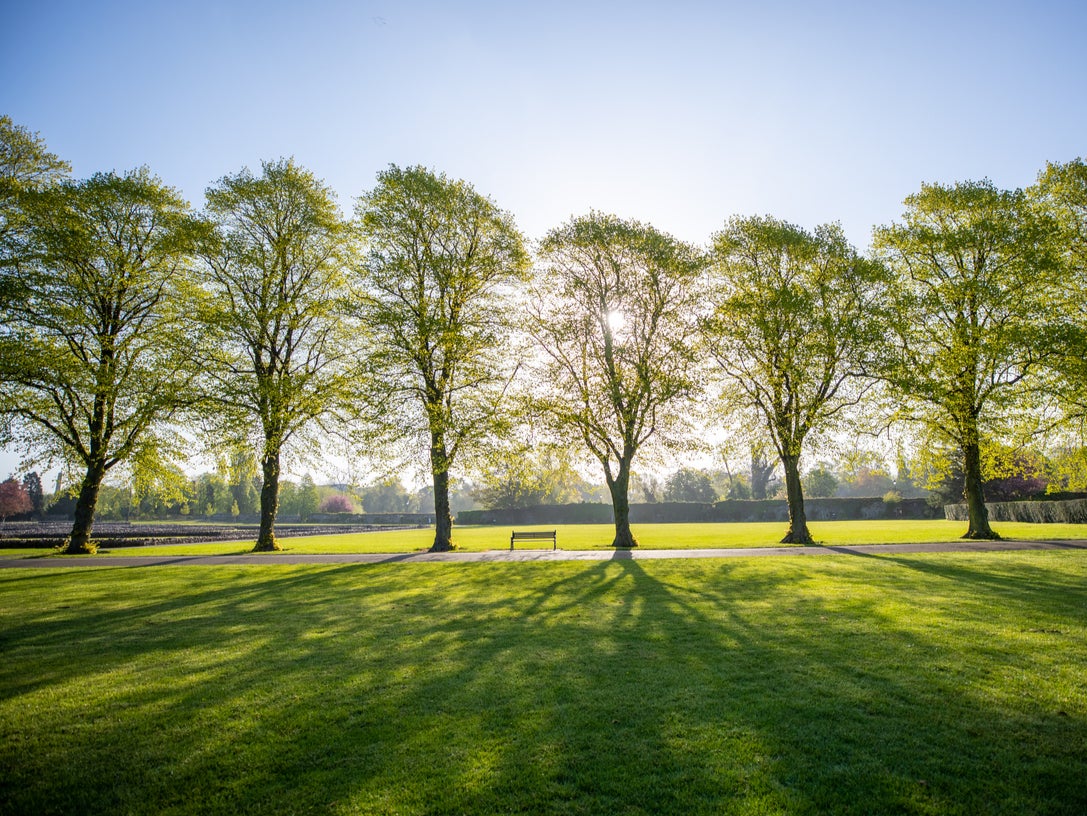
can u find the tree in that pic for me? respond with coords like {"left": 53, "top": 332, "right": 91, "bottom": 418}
{"left": 297, "top": 473, "right": 320, "bottom": 521}
{"left": 352, "top": 165, "right": 529, "bottom": 551}
{"left": 874, "top": 180, "right": 1059, "bottom": 539}
{"left": 21, "top": 471, "right": 43, "bottom": 517}
{"left": 0, "top": 169, "right": 205, "bottom": 553}
{"left": 199, "top": 159, "right": 354, "bottom": 551}
{"left": 359, "top": 477, "right": 412, "bottom": 513}
{"left": 0, "top": 476, "right": 31, "bottom": 522}
{"left": 750, "top": 446, "right": 776, "bottom": 500}
{"left": 472, "top": 443, "right": 587, "bottom": 510}
{"left": 530, "top": 213, "right": 705, "bottom": 547}
{"left": 703, "top": 217, "right": 885, "bottom": 544}
{"left": 319, "top": 493, "right": 355, "bottom": 513}
{"left": 803, "top": 466, "right": 839, "bottom": 498}
{"left": 664, "top": 468, "right": 718, "bottom": 503}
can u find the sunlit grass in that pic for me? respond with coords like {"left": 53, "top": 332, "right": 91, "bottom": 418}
{"left": 2, "top": 550, "right": 1086, "bottom": 814}
{"left": 68, "top": 519, "right": 1087, "bottom": 557}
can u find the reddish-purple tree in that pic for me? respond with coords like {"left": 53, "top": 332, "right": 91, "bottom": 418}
{"left": 0, "top": 478, "right": 32, "bottom": 522}
{"left": 319, "top": 494, "right": 355, "bottom": 514}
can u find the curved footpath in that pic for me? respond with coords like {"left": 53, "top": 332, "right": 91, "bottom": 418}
{"left": 1, "top": 539, "right": 1086, "bottom": 568}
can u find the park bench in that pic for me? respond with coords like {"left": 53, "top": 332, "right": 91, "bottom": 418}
{"left": 510, "top": 530, "right": 557, "bottom": 551}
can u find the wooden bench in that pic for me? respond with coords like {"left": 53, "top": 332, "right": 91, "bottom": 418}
{"left": 510, "top": 530, "right": 557, "bottom": 551}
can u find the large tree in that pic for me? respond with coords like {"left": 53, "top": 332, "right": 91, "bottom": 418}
{"left": 530, "top": 212, "right": 704, "bottom": 548}
{"left": 199, "top": 159, "right": 353, "bottom": 552}
{"left": 352, "top": 165, "right": 529, "bottom": 551}
{"left": 703, "top": 216, "right": 885, "bottom": 544}
{"left": 0, "top": 169, "right": 204, "bottom": 553}
{"left": 874, "top": 180, "right": 1059, "bottom": 539}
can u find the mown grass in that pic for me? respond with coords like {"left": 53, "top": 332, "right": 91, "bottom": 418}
{"left": 58, "top": 518, "right": 1087, "bottom": 557}
{"left": 2, "top": 550, "right": 1087, "bottom": 814}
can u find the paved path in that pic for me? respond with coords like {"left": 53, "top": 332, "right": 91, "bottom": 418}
{"left": 2, "top": 539, "right": 1085, "bottom": 568}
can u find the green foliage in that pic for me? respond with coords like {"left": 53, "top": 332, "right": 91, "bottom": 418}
{"left": 803, "top": 465, "right": 839, "bottom": 498}
{"left": 0, "top": 115, "right": 70, "bottom": 274}
{"left": 472, "top": 443, "right": 589, "bottom": 509}
{"left": 663, "top": 468, "right": 718, "bottom": 503}
{"left": 1031, "top": 158, "right": 1087, "bottom": 423}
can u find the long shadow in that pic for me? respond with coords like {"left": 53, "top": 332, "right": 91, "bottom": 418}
{"left": 3, "top": 556, "right": 1087, "bottom": 814}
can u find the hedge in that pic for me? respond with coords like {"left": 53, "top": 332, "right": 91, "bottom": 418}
{"left": 944, "top": 499, "right": 1087, "bottom": 524}
{"left": 458, "top": 497, "right": 940, "bottom": 526}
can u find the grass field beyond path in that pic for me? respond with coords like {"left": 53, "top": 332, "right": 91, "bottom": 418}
{"left": 39, "top": 519, "right": 1087, "bottom": 558}
{"left": 3, "top": 550, "right": 1086, "bottom": 814}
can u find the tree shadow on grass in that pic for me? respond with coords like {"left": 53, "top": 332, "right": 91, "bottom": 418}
{"left": 2, "top": 556, "right": 1087, "bottom": 814}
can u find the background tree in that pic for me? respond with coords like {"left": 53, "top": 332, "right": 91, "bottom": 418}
{"left": 472, "top": 443, "right": 586, "bottom": 510}
{"left": 353, "top": 165, "right": 529, "bottom": 551}
{"left": 359, "top": 477, "right": 413, "bottom": 513}
{"left": 20, "top": 471, "right": 43, "bottom": 517}
{"left": 297, "top": 473, "right": 320, "bottom": 521}
{"left": 530, "top": 212, "right": 705, "bottom": 547}
{"left": 803, "top": 465, "right": 839, "bottom": 498}
{"left": 319, "top": 493, "right": 355, "bottom": 513}
{"left": 664, "top": 468, "right": 718, "bottom": 503}
{"left": 200, "top": 159, "right": 354, "bottom": 551}
{"left": 703, "top": 217, "right": 885, "bottom": 544}
{"left": 750, "top": 446, "right": 776, "bottom": 500}
{"left": 0, "top": 169, "right": 204, "bottom": 553}
{"left": 0, "top": 476, "right": 31, "bottom": 523}
{"left": 874, "top": 180, "right": 1059, "bottom": 539}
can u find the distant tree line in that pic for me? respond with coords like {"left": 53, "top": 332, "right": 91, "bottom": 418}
{"left": 2, "top": 114, "right": 1084, "bottom": 552}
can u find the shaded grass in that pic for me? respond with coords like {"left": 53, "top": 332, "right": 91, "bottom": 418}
{"left": 2, "top": 550, "right": 1087, "bottom": 814}
{"left": 66, "top": 519, "right": 1087, "bottom": 557}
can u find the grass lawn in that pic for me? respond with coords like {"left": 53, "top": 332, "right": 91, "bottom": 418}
{"left": 2, "top": 550, "right": 1087, "bottom": 814}
{"left": 51, "top": 518, "right": 1087, "bottom": 557}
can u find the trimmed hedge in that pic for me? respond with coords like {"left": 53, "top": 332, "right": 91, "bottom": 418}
{"left": 306, "top": 512, "right": 435, "bottom": 525}
{"left": 458, "top": 497, "right": 940, "bottom": 526}
{"left": 944, "top": 499, "right": 1087, "bottom": 524}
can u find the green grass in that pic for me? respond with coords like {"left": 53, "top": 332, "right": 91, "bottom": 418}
{"left": 3, "top": 550, "right": 1087, "bottom": 814}
{"left": 60, "top": 518, "right": 1087, "bottom": 557}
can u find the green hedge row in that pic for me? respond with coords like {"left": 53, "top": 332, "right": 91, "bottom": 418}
{"left": 457, "top": 497, "right": 940, "bottom": 526}
{"left": 944, "top": 499, "right": 1087, "bottom": 523}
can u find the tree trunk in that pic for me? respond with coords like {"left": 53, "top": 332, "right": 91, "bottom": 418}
{"left": 780, "top": 453, "right": 813, "bottom": 545}
{"left": 961, "top": 439, "right": 999, "bottom": 540}
{"left": 607, "top": 460, "right": 638, "bottom": 548}
{"left": 751, "top": 449, "right": 774, "bottom": 501}
{"left": 254, "top": 446, "right": 282, "bottom": 552}
{"left": 63, "top": 460, "right": 107, "bottom": 554}
{"left": 430, "top": 432, "right": 454, "bottom": 552}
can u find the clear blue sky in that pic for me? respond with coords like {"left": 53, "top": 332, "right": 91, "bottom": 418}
{"left": 2, "top": 0, "right": 1085, "bottom": 479}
